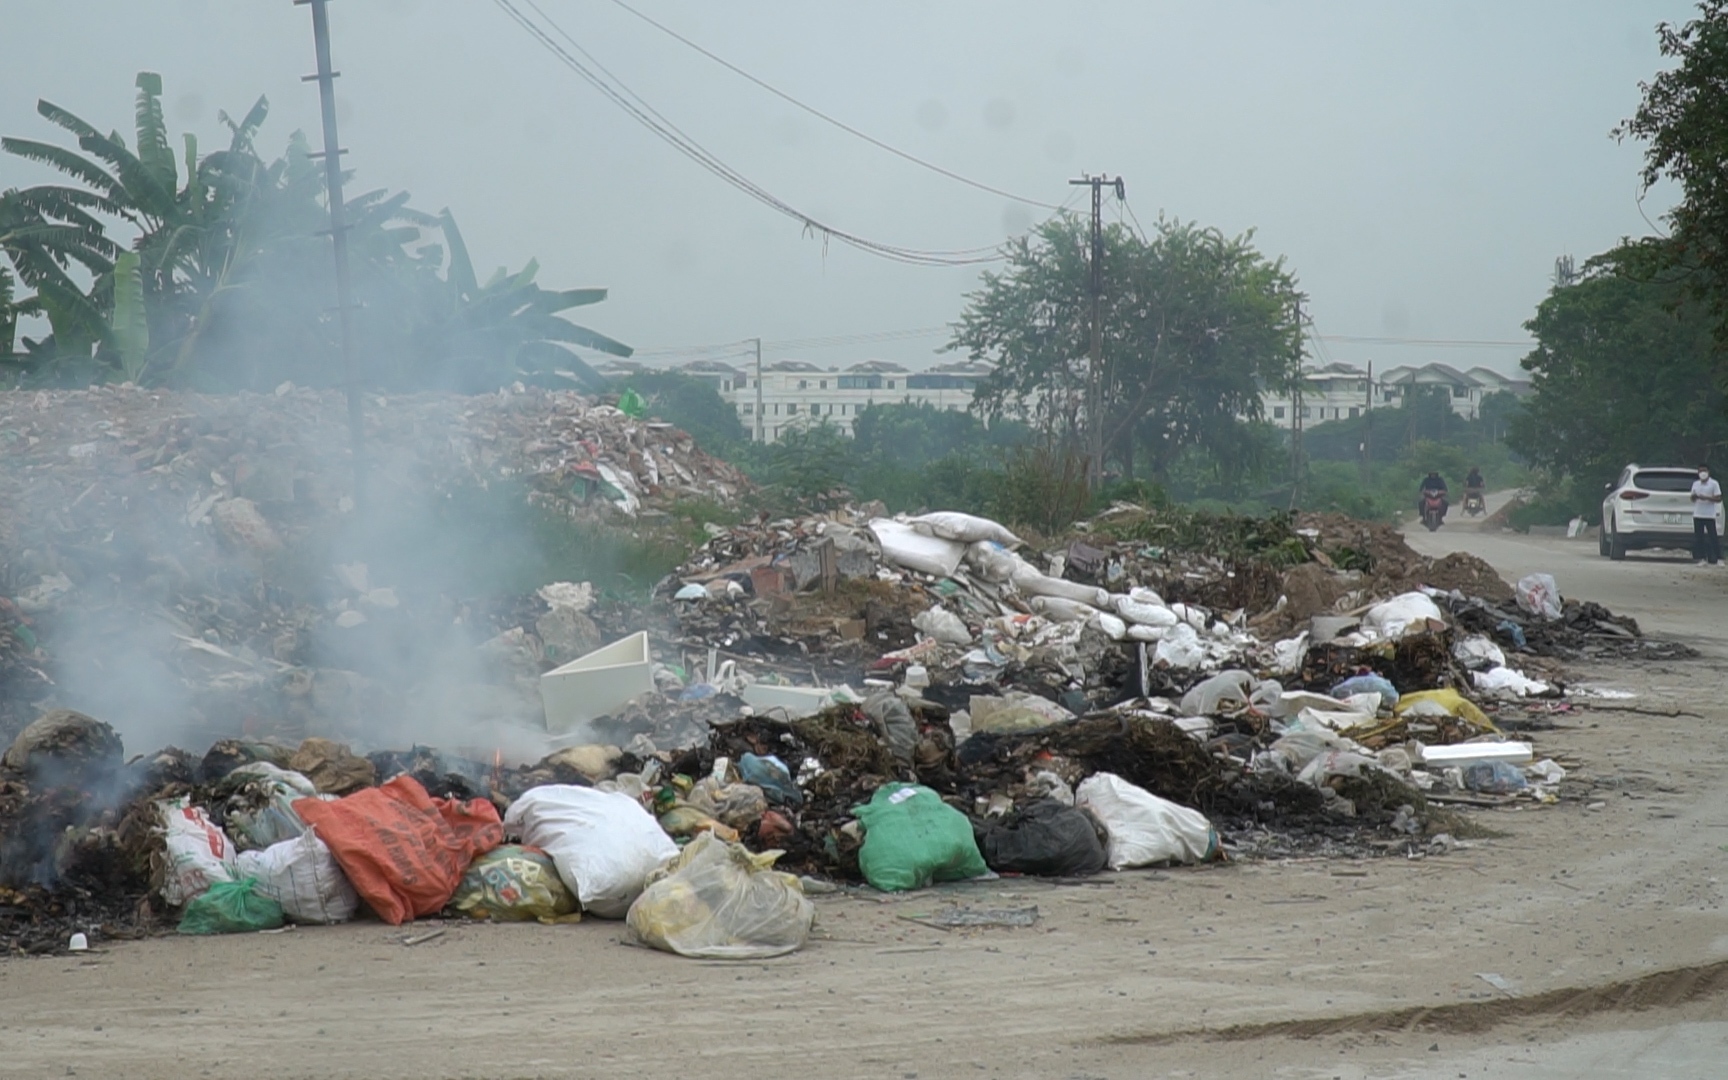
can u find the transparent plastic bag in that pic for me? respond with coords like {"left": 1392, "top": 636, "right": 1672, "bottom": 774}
{"left": 626, "top": 832, "right": 814, "bottom": 959}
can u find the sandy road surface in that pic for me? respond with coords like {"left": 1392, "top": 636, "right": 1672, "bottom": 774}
{"left": 4, "top": 518, "right": 1727, "bottom": 1079}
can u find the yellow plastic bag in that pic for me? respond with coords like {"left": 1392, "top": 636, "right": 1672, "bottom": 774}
{"left": 626, "top": 832, "right": 814, "bottom": 959}
{"left": 451, "top": 845, "right": 580, "bottom": 924}
{"left": 1393, "top": 688, "right": 1497, "bottom": 732}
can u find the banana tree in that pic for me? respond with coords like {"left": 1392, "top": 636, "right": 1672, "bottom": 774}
{"left": 392, "top": 211, "right": 631, "bottom": 392}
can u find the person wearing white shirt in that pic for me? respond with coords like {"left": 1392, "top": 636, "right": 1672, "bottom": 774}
{"left": 1691, "top": 465, "right": 1723, "bottom": 565}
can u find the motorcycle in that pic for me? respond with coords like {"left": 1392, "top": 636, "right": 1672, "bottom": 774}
{"left": 1462, "top": 489, "right": 1486, "bottom": 517}
{"left": 1421, "top": 492, "right": 1447, "bottom": 532}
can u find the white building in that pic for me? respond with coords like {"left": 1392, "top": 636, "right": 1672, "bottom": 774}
{"left": 1258, "top": 361, "right": 1532, "bottom": 430}
{"left": 1259, "top": 362, "right": 1391, "bottom": 430}
{"left": 719, "top": 358, "right": 991, "bottom": 443}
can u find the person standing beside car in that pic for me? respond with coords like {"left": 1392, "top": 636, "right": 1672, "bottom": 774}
{"left": 1691, "top": 465, "right": 1723, "bottom": 565}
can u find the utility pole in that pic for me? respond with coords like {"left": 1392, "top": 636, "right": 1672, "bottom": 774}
{"left": 751, "top": 337, "right": 764, "bottom": 443}
{"left": 298, "top": 0, "right": 366, "bottom": 510}
{"left": 1069, "top": 173, "right": 1124, "bottom": 489}
{"left": 1289, "top": 296, "right": 1304, "bottom": 507}
{"left": 1362, "top": 359, "right": 1374, "bottom": 487}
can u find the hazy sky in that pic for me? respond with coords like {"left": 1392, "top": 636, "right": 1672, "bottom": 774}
{"left": 0, "top": 1, "right": 1694, "bottom": 376}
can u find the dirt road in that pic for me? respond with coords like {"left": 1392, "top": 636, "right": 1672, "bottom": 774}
{"left": 4, "top": 523, "right": 1727, "bottom": 1079}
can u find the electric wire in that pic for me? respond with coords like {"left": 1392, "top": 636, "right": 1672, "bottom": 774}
{"left": 495, "top": 0, "right": 1011, "bottom": 267}
{"left": 595, "top": 0, "right": 1065, "bottom": 211}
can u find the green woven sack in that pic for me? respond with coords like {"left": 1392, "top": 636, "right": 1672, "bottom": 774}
{"left": 854, "top": 783, "right": 987, "bottom": 892}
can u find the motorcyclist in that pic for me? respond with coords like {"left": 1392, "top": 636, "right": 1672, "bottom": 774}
{"left": 1419, "top": 471, "right": 1449, "bottom": 519}
{"left": 1465, "top": 466, "right": 1484, "bottom": 494}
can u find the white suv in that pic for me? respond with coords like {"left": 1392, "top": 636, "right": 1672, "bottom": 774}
{"left": 1600, "top": 464, "right": 1721, "bottom": 560}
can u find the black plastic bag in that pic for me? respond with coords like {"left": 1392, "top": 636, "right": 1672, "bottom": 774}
{"left": 975, "top": 799, "right": 1107, "bottom": 877}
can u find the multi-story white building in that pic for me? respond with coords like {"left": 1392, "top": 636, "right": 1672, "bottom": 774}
{"left": 1257, "top": 361, "right": 1532, "bottom": 430}
{"left": 595, "top": 356, "right": 991, "bottom": 442}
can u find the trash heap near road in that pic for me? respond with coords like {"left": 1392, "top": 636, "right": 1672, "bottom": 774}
{"left": 0, "top": 384, "right": 745, "bottom": 739}
{"left": 4, "top": 495, "right": 1677, "bottom": 958}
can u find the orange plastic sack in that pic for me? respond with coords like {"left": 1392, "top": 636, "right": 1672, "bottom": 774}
{"left": 294, "top": 775, "right": 503, "bottom": 925}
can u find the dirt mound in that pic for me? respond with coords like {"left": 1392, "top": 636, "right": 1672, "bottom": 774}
{"left": 1398, "top": 551, "right": 1514, "bottom": 604}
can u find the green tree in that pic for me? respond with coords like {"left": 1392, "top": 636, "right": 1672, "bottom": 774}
{"left": 851, "top": 400, "right": 1030, "bottom": 469}
{"left": 611, "top": 370, "right": 746, "bottom": 451}
{"left": 951, "top": 215, "right": 1302, "bottom": 484}
{"left": 1618, "top": 0, "right": 1728, "bottom": 334}
{"left": 1508, "top": 243, "right": 1728, "bottom": 485}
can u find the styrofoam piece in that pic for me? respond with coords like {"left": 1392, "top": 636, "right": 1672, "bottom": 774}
{"left": 540, "top": 631, "right": 656, "bottom": 733}
{"left": 1418, "top": 742, "right": 1534, "bottom": 767}
{"left": 742, "top": 683, "right": 848, "bottom": 719}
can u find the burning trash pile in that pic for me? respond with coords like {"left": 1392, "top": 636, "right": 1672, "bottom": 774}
{"left": 0, "top": 384, "right": 745, "bottom": 741}
{"left": 0, "top": 492, "right": 1681, "bottom": 959}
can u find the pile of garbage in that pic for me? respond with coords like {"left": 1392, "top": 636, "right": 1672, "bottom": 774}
{"left": 0, "top": 384, "right": 745, "bottom": 738}
{"left": 1, "top": 495, "right": 1681, "bottom": 958}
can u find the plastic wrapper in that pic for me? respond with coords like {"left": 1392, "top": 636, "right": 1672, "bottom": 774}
{"left": 687, "top": 778, "right": 768, "bottom": 830}
{"left": 1075, "top": 773, "right": 1218, "bottom": 868}
{"left": 450, "top": 844, "right": 580, "bottom": 923}
{"left": 504, "top": 784, "right": 678, "bottom": 919}
{"left": 236, "top": 826, "right": 358, "bottom": 924}
{"left": 177, "top": 877, "right": 284, "bottom": 935}
{"left": 158, "top": 798, "right": 238, "bottom": 907}
{"left": 912, "top": 606, "right": 972, "bottom": 645}
{"left": 976, "top": 799, "right": 1106, "bottom": 877}
{"left": 855, "top": 783, "right": 989, "bottom": 892}
{"left": 1363, "top": 591, "right": 1445, "bottom": 640}
{"left": 626, "top": 832, "right": 815, "bottom": 959}
{"left": 1514, "top": 573, "right": 1563, "bottom": 621}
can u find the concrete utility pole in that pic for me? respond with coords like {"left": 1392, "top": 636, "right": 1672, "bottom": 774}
{"left": 1069, "top": 173, "right": 1124, "bottom": 489}
{"left": 298, "top": 0, "right": 366, "bottom": 510}
{"left": 752, "top": 337, "right": 764, "bottom": 443}
{"left": 1290, "top": 296, "right": 1305, "bottom": 508}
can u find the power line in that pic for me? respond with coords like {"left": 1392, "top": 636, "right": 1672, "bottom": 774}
{"left": 495, "top": 0, "right": 1009, "bottom": 267}
{"left": 1317, "top": 334, "right": 1531, "bottom": 349}
{"left": 633, "top": 324, "right": 951, "bottom": 359}
{"left": 596, "top": 0, "right": 1064, "bottom": 212}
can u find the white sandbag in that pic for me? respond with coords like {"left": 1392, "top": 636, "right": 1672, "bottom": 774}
{"left": 1091, "top": 611, "right": 1129, "bottom": 640}
{"left": 1514, "top": 573, "right": 1563, "bottom": 621}
{"left": 1029, "top": 595, "right": 1099, "bottom": 623}
{"left": 504, "top": 784, "right": 679, "bottom": 919}
{"left": 1363, "top": 591, "right": 1444, "bottom": 640}
{"left": 908, "top": 511, "right": 1021, "bottom": 547}
{"left": 965, "top": 540, "right": 1030, "bottom": 584}
{"left": 912, "top": 605, "right": 973, "bottom": 645}
{"left": 869, "top": 519, "right": 965, "bottom": 579}
{"left": 1012, "top": 567, "right": 1110, "bottom": 609}
{"left": 157, "top": 798, "right": 238, "bottom": 907}
{"left": 1114, "top": 595, "right": 1179, "bottom": 628}
{"left": 1272, "top": 690, "right": 1365, "bottom": 718}
{"left": 1169, "top": 603, "right": 1211, "bottom": 630}
{"left": 236, "top": 826, "right": 358, "bottom": 924}
{"left": 1128, "top": 586, "right": 1165, "bottom": 606}
{"left": 1126, "top": 623, "right": 1167, "bottom": 643}
{"left": 1075, "top": 773, "right": 1217, "bottom": 868}
{"left": 1152, "top": 623, "right": 1206, "bottom": 668}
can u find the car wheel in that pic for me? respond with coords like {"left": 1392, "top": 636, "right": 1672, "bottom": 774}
{"left": 1609, "top": 520, "right": 1627, "bottom": 561}
{"left": 1598, "top": 523, "right": 1611, "bottom": 557}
